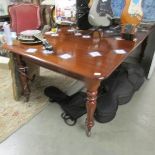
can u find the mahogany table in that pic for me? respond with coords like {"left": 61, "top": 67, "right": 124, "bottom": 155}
{"left": 2, "top": 27, "right": 150, "bottom": 136}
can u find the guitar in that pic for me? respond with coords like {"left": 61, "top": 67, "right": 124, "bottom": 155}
{"left": 76, "top": 0, "right": 93, "bottom": 30}
{"left": 121, "top": 0, "right": 143, "bottom": 38}
{"left": 88, "top": 0, "right": 113, "bottom": 27}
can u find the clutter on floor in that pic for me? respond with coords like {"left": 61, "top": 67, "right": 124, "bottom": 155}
{"left": 44, "top": 62, "right": 145, "bottom": 125}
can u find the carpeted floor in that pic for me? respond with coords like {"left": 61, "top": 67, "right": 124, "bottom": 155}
{"left": 0, "top": 66, "right": 83, "bottom": 143}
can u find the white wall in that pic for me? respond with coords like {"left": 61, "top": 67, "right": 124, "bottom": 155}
{"left": 0, "top": 0, "right": 10, "bottom": 16}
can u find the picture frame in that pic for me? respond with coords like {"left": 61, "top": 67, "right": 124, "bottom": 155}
{"left": 55, "top": 0, "right": 76, "bottom": 25}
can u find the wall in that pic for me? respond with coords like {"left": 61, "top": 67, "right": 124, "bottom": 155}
{"left": 0, "top": 0, "right": 10, "bottom": 16}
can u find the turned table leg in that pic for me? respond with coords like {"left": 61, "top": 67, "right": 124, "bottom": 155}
{"left": 15, "top": 55, "right": 31, "bottom": 102}
{"left": 85, "top": 80, "right": 100, "bottom": 136}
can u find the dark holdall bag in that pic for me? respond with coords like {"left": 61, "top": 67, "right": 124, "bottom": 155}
{"left": 44, "top": 86, "right": 87, "bottom": 126}
{"left": 92, "top": 62, "right": 145, "bottom": 123}
{"left": 94, "top": 68, "right": 121, "bottom": 123}
{"left": 95, "top": 92, "right": 118, "bottom": 123}
{"left": 100, "top": 62, "right": 145, "bottom": 105}
{"left": 60, "top": 92, "right": 87, "bottom": 126}
{"left": 121, "top": 62, "right": 145, "bottom": 91}
{"left": 44, "top": 86, "right": 69, "bottom": 104}
{"left": 101, "top": 68, "right": 135, "bottom": 106}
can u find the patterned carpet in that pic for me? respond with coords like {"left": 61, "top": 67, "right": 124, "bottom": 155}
{"left": 0, "top": 66, "right": 83, "bottom": 143}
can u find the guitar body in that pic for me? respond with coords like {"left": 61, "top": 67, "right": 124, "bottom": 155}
{"left": 88, "top": 0, "right": 113, "bottom": 27}
{"left": 76, "top": 0, "right": 92, "bottom": 30}
{"left": 121, "top": 0, "right": 143, "bottom": 38}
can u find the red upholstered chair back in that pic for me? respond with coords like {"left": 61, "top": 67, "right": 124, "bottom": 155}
{"left": 9, "top": 3, "right": 41, "bottom": 34}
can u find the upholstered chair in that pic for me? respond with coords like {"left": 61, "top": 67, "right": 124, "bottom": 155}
{"left": 9, "top": 3, "right": 41, "bottom": 34}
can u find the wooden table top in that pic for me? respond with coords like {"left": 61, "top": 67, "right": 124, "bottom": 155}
{"left": 3, "top": 27, "right": 149, "bottom": 81}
